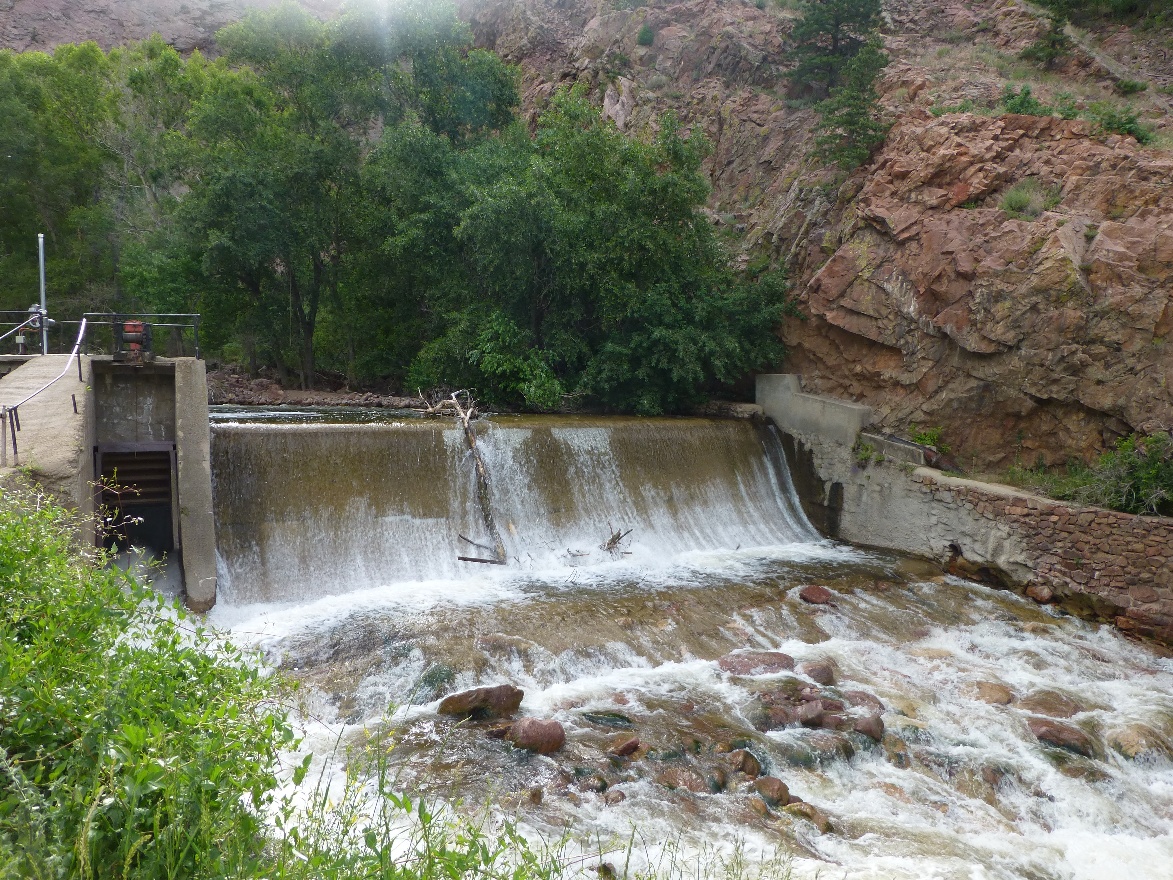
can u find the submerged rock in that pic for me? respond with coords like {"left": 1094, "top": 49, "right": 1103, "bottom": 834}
{"left": 439, "top": 684, "right": 524, "bottom": 720}
{"left": 1028, "top": 718, "right": 1095, "bottom": 757}
{"left": 582, "top": 711, "right": 634, "bottom": 728}
{"left": 507, "top": 718, "right": 566, "bottom": 754}
{"left": 1108, "top": 724, "right": 1172, "bottom": 760}
{"left": 784, "top": 801, "right": 833, "bottom": 833}
{"left": 1017, "top": 690, "right": 1085, "bottom": 719}
{"left": 965, "top": 681, "right": 1015, "bottom": 705}
{"left": 655, "top": 766, "right": 709, "bottom": 793}
{"left": 843, "top": 690, "right": 886, "bottom": 714}
{"left": 718, "top": 650, "right": 795, "bottom": 675}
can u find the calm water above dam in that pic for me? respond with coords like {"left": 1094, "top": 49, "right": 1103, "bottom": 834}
{"left": 208, "top": 408, "right": 1173, "bottom": 880}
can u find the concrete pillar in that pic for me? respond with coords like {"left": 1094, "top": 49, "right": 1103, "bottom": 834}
{"left": 174, "top": 359, "right": 217, "bottom": 611}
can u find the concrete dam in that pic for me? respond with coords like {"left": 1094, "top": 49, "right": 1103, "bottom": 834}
{"left": 2, "top": 356, "right": 1171, "bottom": 879}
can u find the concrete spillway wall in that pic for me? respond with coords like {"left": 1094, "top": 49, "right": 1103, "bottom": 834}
{"left": 0, "top": 355, "right": 216, "bottom": 611}
{"left": 758, "top": 374, "right": 1173, "bottom": 645}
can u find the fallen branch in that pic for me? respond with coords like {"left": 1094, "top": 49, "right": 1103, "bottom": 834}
{"left": 450, "top": 391, "right": 508, "bottom": 565}
{"left": 600, "top": 523, "right": 633, "bottom": 555}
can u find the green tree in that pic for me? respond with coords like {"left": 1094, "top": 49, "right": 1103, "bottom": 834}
{"left": 813, "top": 42, "right": 890, "bottom": 169}
{"left": 1020, "top": 15, "right": 1073, "bottom": 69}
{"left": 788, "top": 0, "right": 884, "bottom": 97}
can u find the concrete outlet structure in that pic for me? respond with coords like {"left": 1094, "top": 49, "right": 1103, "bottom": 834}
{"left": 0, "top": 355, "right": 217, "bottom": 611}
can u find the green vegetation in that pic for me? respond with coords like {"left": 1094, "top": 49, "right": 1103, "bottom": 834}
{"left": 998, "top": 85, "right": 1153, "bottom": 143}
{"left": 999, "top": 178, "right": 1062, "bottom": 219}
{"left": 1019, "top": 15, "right": 1073, "bottom": 69}
{"left": 812, "top": 43, "right": 891, "bottom": 169}
{"left": 1116, "top": 78, "right": 1147, "bottom": 95}
{"left": 787, "top": 0, "right": 890, "bottom": 169}
{"left": 1038, "top": 0, "right": 1173, "bottom": 28}
{"left": 0, "top": 2, "right": 793, "bottom": 414}
{"left": 0, "top": 487, "right": 802, "bottom": 878}
{"left": 910, "top": 425, "right": 950, "bottom": 455}
{"left": 1007, "top": 433, "right": 1173, "bottom": 516}
{"left": 637, "top": 23, "right": 655, "bottom": 46}
{"left": 787, "top": 0, "right": 884, "bottom": 98}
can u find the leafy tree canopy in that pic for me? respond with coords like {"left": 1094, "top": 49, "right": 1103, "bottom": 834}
{"left": 788, "top": 0, "right": 884, "bottom": 97}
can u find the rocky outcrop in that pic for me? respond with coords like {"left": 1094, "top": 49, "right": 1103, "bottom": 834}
{"left": 786, "top": 112, "right": 1173, "bottom": 468}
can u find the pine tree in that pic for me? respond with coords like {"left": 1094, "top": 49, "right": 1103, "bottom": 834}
{"left": 788, "top": 0, "right": 884, "bottom": 98}
{"left": 813, "top": 43, "right": 890, "bottom": 169}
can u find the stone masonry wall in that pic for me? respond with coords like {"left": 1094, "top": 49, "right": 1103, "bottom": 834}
{"left": 914, "top": 471, "right": 1173, "bottom": 644}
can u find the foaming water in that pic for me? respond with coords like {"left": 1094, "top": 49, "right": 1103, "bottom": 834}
{"left": 208, "top": 410, "right": 1173, "bottom": 879}
{"left": 211, "top": 414, "right": 816, "bottom": 603}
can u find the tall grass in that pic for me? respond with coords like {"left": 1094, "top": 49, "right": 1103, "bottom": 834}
{"left": 0, "top": 487, "right": 798, "bottom": 879}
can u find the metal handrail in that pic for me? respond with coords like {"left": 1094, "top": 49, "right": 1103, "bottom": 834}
{"left": 1, "top": 319, "right": 87, "bottom": 467}
{"left": 0, "top": 316, "right": 40, "bottom": 344}
{"left": 80, "top": 313, "right": 201, "bottom": 359}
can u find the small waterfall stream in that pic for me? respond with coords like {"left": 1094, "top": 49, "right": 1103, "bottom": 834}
{"left": 208, "top": 408, "right": 1173, "bottom": 879}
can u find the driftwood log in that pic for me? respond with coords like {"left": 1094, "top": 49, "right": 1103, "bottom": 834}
{"left": 446, "top": 392, "right": 507, "bottom": 565}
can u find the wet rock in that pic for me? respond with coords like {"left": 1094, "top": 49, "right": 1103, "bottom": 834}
{"left": 818, "top": 713, "right": 849, "bottom": 731}
{"left": 1017, "top": 690, "right": 1085, "bottom": 718}
{"left": 796, "top": 701, "right": 824, "bottom": 727}
{"left": 718, "top": 650, "right": 795, "bottom": 675}
{"left": 1025, "top": 583, "right": 1054, "bottom": 604}
{"left": 806, "top": 730, "right": 856, "bottom": 763}
{"left": 748, "top": 796, "right": 771, "bottom": 817}
{"left": 527, "top": 786, "right": 544, "bottom": 805}
{"left": 843, "top": 690, "right": 885, "bottom": 713}
{"left": 603, "top": 789, "right": 626, "bottom": 805}
{"left": 965, "top": 681, "right": 1015, "bottom": 705}
{"left": 655, "top": 766, "right": 709, "bottom": 793}
{"left": 705, "top": 766, "right": 728, "bottom": 793}
{"left": 784, "top": 801, "right": 833, "bottom": 833}
{"left": 853, "top": 713, "right": 885, "bottom": 742}
{"left": 1028, "top": 718, "right": 1095, "bottom": 757}
{"left": 578, "top": 772, "right": 608, "bottom": 793}
{"left": 819, "top": 698, "right": 846, "bottom": 713}
{"left": 506, "top": 718, "right": 566, "bottom": 754}
{"left": 1108, "top": 724, "right": 1171, "bottom": 760}
{"left": 582, "top": 711, "right": 634, "bottom": 728}
{"left": 753, "top": 776, "right": 790, "bottom": 806}
{"left": 438, "top": 684, "right": 524, "bottom": 720}
{"left": 609, "top": 735, "right": 641, "bottom": 757}
{"left": 726, "top": 748, "right": 762, "bottom": 777}
{"left": 798, "top": 660, "right": 836, "bottom": 686}
{"left": 484, "top": 722, "right": 512, "bottom": 739}
{"left": 787, "top": 794, "right": 804, "bottom": 805}
{"left": 799, "top": 585, "right": 836, "bottom": 605}
{"left": 752, "top": 705, "right": 797, "bottom": 731}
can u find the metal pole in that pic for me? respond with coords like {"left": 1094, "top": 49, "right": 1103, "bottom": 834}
{"left": 37, "top": 233, "right": 48, "bottom": 355}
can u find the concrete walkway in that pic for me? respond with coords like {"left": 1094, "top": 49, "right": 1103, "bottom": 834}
{"left": 0, "top": 354, "right": 93, "bottom": 509}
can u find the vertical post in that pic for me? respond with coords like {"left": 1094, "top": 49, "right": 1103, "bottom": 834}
{"left": 37, "top": 233, "right": 48, "bottom": 355}
{"left": 1, "top": 406, "right": 6, "bottom": 468}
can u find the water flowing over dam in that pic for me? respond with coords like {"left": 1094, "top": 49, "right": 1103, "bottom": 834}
{"left": 208, "top": 409, "right": 1173, "bottom": 880}
{"left": 211, "top": 413, "right": 816, "bottom": 604}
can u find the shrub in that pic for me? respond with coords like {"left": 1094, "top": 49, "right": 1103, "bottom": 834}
{"left": 1070, "top": 432, "right": 1173, "bottom": 516}
{"left": 1001, "top": 84, "right": 1052, "bottom": 116}
{"left": 911, "top": 425, "right": 950, "bottom": 454}
{"left": 1116, "top": 78, "right": 1147, "bottom": 95}
{"left": 637, "top": 23, "right": 655, "bottom": 46}
{"left": 1019, "top": 15, "right": 1072, "bottom": 69}
{"left": 1084, "top": 101, "right": 1154, "bottom": 143}
{"left": 999, "top": 178, "right": 1061, "bottom": 219}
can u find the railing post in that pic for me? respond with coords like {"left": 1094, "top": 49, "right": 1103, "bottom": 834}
{"left": 1, "top": 406, "right": 6, "bottom": 468}
{"left": 194, "top": 315, "right": 201, "bottom": 359}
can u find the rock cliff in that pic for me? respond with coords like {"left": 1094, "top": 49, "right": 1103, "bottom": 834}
{"left": 2, "top": 0, "right": 1170, "bottom": 467}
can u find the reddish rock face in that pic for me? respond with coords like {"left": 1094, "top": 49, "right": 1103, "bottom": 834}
{"left": 785, "top": 112, "right": 1173, "bottom": 469}
{"left": 438, "top": 684, "right": 524, "bottom": 720}
{"left": 717, "top": 650, "right": 795, "bottom": 675}
{"left": 506, "top": 717, "right": 566, "bottom": 754}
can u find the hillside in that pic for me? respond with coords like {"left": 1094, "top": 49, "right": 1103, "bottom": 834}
{"left": 2, "top": 0, "right": 1170, "bottom": 468}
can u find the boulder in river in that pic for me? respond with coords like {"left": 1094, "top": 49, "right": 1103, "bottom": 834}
{"left": 1028, "top": 717, "right": 1095, "bottom": 757}
{"left": 725, "top": 748, "right": 762, "bottom": 777}
{"left": 799, "top": 585, "right": 836, "bottom": 605}
{"left": 753, "top": 776, "right": 790, "bottom": 806}
{"left": 853, "top": 713, "right": 885, "bottom": 742}
{"left": 1017, "top": 690, "right": 1084, "bottom": 718}
{"left": 1108, "top": 724, "right": 1171, "bottom": 760}
{"left": 843, "top": 690, "right": 885, "bottom": 713}
{"left": 609, "top": 735, "right": 641, "bottom": 757}
{"left": 718, "top": 651, "right": 795, "bottom": 675}
{"left": 655, "top": 766, "right": 709, "bottom": 793}
{"left": 506, "top": 718, "right": 566, "bottom": 754}
{"left": 784, "top": 801, "right": 833, "bottom": 833}
{"left": 965, "top": 681, "right": 1015, "bottom": 705}
{"left": 798, "top": 660, "right": 836, "bottom": 686}
{"left": 439, "top": 684, "right": 524, "bottom": 720}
